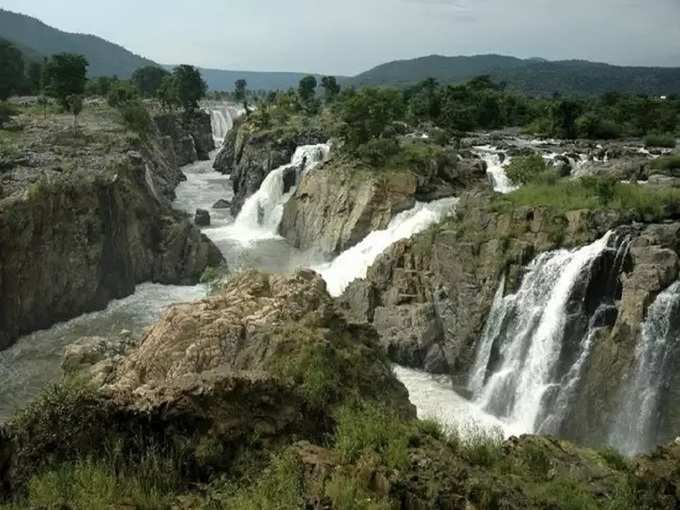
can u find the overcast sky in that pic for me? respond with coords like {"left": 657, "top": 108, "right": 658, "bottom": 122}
{"left": 2, "top": 0, "right": 679, "bottom": 75}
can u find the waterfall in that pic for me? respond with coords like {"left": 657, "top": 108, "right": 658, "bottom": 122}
{"left": 233, "top": 144, "right": 330, "bottom": 238}
{"left": 209, "top": 108, "right": 234, "bottom": 145}
{"left": 315, "top": 197, "right": 458, "bottom": 297}
{"left": 469, "top": 233, "right": 618, "bottom": 434}
{"left": 473, "top": 146, "right": 517, "bottom": 194}
{"left": 609, "top": 281, "right": 680, "bottom": 455}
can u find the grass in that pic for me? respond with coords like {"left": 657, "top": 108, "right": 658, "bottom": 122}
{"left": 645, "top": 133, "right": 677, "bottom": 148}
{"left": 650, "top": 153, "right": 680, "bottom": 172}
{"left": 495, "top": 176, "right": 680, "bottom": 221}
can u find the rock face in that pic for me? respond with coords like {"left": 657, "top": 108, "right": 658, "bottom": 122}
{"left": 339, "top": 193, "right": 627, "bottom": 377}
{"left": 194, "top": 208, "right": 211, "bottom": 226}
{"left": 213, "top": 120, "right": 327, "bottom": 216}
{"left": 153, "top": 111, "right": 215, "bottom": 166}
{"left": 279, "top": 152, "right": 487, "bottom": 258}
{"left": 280, "top": 163, "right": 417, "bottom": 257}
{"left": 0, "top": 115, "right": 223, "bottom": 350}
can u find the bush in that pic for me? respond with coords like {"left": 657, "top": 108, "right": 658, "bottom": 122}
{"left": 118, "top": 101, "right": 153, "bottom": 137}
{"left": 505, "top": 153, "right": 548, "bottom": 185}
{"left": 458, "top": 424, "right": 504, "bottom": 467}
{"left": 645, "top": 133, "right": 677, "bottom": 148}
{"left": 650, "top": 154, "right": 680, "bottom": 171}
{"left": 333, "top": 405, "right": 410, "bottom": 471}
{"left": 107, "top": 82, "right": 138, "bottom": 108}
{"left": 325, "top": 471, "right": 392, "bottom": 510}
{"left": 355, "top": 137, "right": 400, "bottom": 167}
{"left": 0, "top": 101, "right": 18, "bottom": 128}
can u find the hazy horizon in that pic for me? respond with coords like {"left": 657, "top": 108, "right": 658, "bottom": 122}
{"left": 1, "top": 0, "right": 679, "bottom": 75}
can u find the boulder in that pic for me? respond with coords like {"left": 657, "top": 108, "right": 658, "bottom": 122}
{"left": 212, "top": 199, "right": 231, "bottom": 209}
{"left": 194, "top": 208, "right": 211, "bottom": 226}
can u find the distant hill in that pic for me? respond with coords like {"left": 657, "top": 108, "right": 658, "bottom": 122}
{"left": 350, "top": 54, "right": 680, "bottom": 97}
{"left": 0, "top": 36, "right": 42, "bottom": 63}
{"left": 0, "top": 8, "right": 156, "bottom": 78}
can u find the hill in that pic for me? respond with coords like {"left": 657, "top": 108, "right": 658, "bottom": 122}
{"left": 192, "top": 67, "right": 330, "bottom": 92}
{"left": 351, "top": 54, "right": 680, "bottom": 97}
{"left": 0, "top": 8, "right": 156, "bottom": 78}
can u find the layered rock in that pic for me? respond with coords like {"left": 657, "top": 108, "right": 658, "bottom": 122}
{"left": 153, "top": 110, "right": 214, "bottom": 166}
{"left": 213, "top": 119, "right": 327, "bottom": 215}
{"left": 280, "top": 151, "right": 487, "bottom": 258}
{"left": 0, "top": 112, "right": 223, "bottom": 350}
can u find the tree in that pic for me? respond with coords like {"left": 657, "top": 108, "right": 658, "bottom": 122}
{"left": 551, "top": 100, "right": 581, "bottom": 139}
{"left": 26, "top": 61, "right": 43, "bottom": 95}
{"left": 66, "top": 94, "right": 83, "bottom": 132}
{"left": 172, "top": 65, "right": 207, "bottom": 112}
{"left": 131, "top": 66, "right": 170, "bottom": 97}
{"left": 45, "top": 53, "right": 88, "bottom": 109}
{"left": 0, "top": 40, "right": 25, "bottom": 100}
{"left": 86, "top": 76, "right": 116, "bottom": 97}
{"left": 107, "top": 81, "right": 137, "bottom": 107}
{"left": 339, "top": 87, "right": 405, "bottom": 149}
{"left": 298, "top": 75, "right": 318, "bottom": 104}
{"left": 235, "top": 79, "right": 248, "bottom": 115}
{"left": 321, "top": 76, "right": 340, "bottom": 102}
{"left": 158, "top": 75, "right": 180, "bottom": 111}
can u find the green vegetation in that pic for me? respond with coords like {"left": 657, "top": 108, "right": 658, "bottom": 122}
{"left": 650, "top": 153, "right": 680, "bottom": 172}
{"left": 496, "top": 176, "right": 680, "bottom": 221}
{"left": 131, "top": 65, "right": 170, "bottom": 98}
{"left": 0, "top": 39, "right": 25, "bottom": 100}
{"left": 505, "top": 153, "right": 550, "bottom": 185}
{"left": 644, "top": 133, "right": 677, "bottom": 148}
{"left": 45, "top": 53, "right": 88, "bottom": 109}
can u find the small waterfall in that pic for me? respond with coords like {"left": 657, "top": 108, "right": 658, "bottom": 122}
{"left": 144, "top": 164, "right": 160, "bottom": 202}
{"left": 315, "top": 197, "right": 458, "bottom": 297}
{"left": 473, "top": 146, "right": 517, "bottom": 194}
{"left": 234, "top": 144, "right": 330, "bottom": 237}
{"left": 209, "top": 109, "right": 233, "bottom": 145}
{"left": 470, "top": 233, "right": 618, "bottom": 434}
{"left": 609, "top": 281, "right": 680, "bottom": 455}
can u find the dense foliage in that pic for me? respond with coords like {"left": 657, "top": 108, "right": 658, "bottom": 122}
{"left": 131, "top": 65, "right": 170, "bottom": 97}
{"left": 45, "top": 53, "right": 88, "bottom": 109}
{"left": 0, "top": 40, "right": 25, "bottom": 100}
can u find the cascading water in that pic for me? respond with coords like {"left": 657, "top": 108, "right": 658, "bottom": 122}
{"left": 208, "top": 107, "right": 234, "bottom": 145}
{"left": 609, "top": 281, "right": 680, "bottom": 455}
{"left": 473, "top": 145, "right": 517, "bottom": 194}
{"left": 314, "top": 197, "right": 458, "bottom": 297}
{"left": 468, "top": 232, "right": 625, "bottom": 435}
{"left": 232, "top": 144, "right": 330, "bottom": 239}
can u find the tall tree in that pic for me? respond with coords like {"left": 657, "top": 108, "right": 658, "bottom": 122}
{"left": 45, "top": 53, "right": 88, "bottom": 109}
{"left": 158, "top": 75, "right": 180, "bottom": 111}
{"left": 0, "top": 40, "right": 25, "bottom": 100}
{"left": 171, "top": 65, "right": 206, "bottom": 112}
{"left": 298, "top": 75, "right": 318, "bottom": 104}
{"left": 320, "top": 76, "right": 340, "bottom": 102}
{"left": 132, "top": 66, "right": 170, "bottom": 97}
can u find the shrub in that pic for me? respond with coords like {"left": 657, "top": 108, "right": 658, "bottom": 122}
{"left": 598, "top": 447, "right": 630, "bottom": 471}
{"left": 650, "top": 154, "right": 680, "bottom": 171}
{"left": 355, "top": 137, "right": 400, "bottom": 167}
{"left": 217, "top": 450, "right": 304, "bottom": 510}
{"left": 0, "top": 101, "right": 18, "bottom": 128}
{"left": 459, "top": 424, "right": 504, "bottom": 467}
{"left": 325, "top": 471, "right": 393, "bottom": 510}
{"left": 118, "top": 101, "right": 153, "bottom": 137}
{"left": 333, "top": 405, "right": 410, "bottom": 471}
{"left": 107, "top": 82, "right": 138, "bottom": 108}
{"left": 645, "top": 133, "right": 677, "bottom": 148}
{"left": 505, "top": 153, "right": 548, "bottom": 185}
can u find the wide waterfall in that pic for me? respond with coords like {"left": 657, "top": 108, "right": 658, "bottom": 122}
{"left": 315, "top": 197, "right": 458, "bottom": 297}
{"left": 469, "top": 232, "right": 628, "bottom": 435}
{"left": 473, "top": 146, "right": 517, "bottom": 194}
{"left": 609, "top": 281, "right": 680, "bottom": 455}
{"left": 233, "top": 144, "right": 331, "bottom": 238}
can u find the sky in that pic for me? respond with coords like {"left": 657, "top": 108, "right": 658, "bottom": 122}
{"left": 1, "top": 0, "right": 679, "bottom": 75}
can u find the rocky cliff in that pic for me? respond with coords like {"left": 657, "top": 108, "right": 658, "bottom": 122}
{"left": 213, "top": 119, "right": 327, "bottom": 215}
{"left": 153, "top": 110, "right": 215, "bottom": 167}
{"left": 280, "top": 149, "right": 487, "bottom": 258}
{"left": 0, "top": 107, "right": 222, "bottom": 350}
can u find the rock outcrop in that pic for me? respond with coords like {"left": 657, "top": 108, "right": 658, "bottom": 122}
{"left": 153, "top": 110, "right": 215, "bottom": 166}
{"left": 0, "top": 111, "right": 223, "bottom": 350}
{"left": 213, "top": 119, "right": 327, "bottom": 215}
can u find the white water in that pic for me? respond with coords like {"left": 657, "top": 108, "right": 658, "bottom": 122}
{"left": 610, "top": 281, "right": 680, "bottom": 455}
{"left": 315, "top": 197, "right": 458, "bottom": 297}
{"left": 473, "top": 145, "right": 517, "bottom": 194}
{"left": 233, "top": 144, "right": 331, "bottom": 239}
{"left": 470, "top": 233, "right": 612, "bottom": 434}
{"left": 395, "top": 365, "right": 510, "bottom": 437}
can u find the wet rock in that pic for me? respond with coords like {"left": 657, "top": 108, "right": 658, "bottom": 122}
{"left": 153, "top": 111, "right": 214, "bottom": 166}
{"left": 212, "top": 199, "right": 231, "bottom": 209}
{"left": 194, "top": 208, "right": 211, "bottom": 226}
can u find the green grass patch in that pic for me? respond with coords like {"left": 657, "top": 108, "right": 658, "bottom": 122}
{"left": 645, "top": 133, "right": 677, "bottom": 148}
{"left": 505, "top": 153, "right": 550, "bottom": 185}
{"left": 495, "top": 176, "right": 680, "bottom": 221}
{"left": 650, "top": 153, "right": 680, "bottom": 172}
